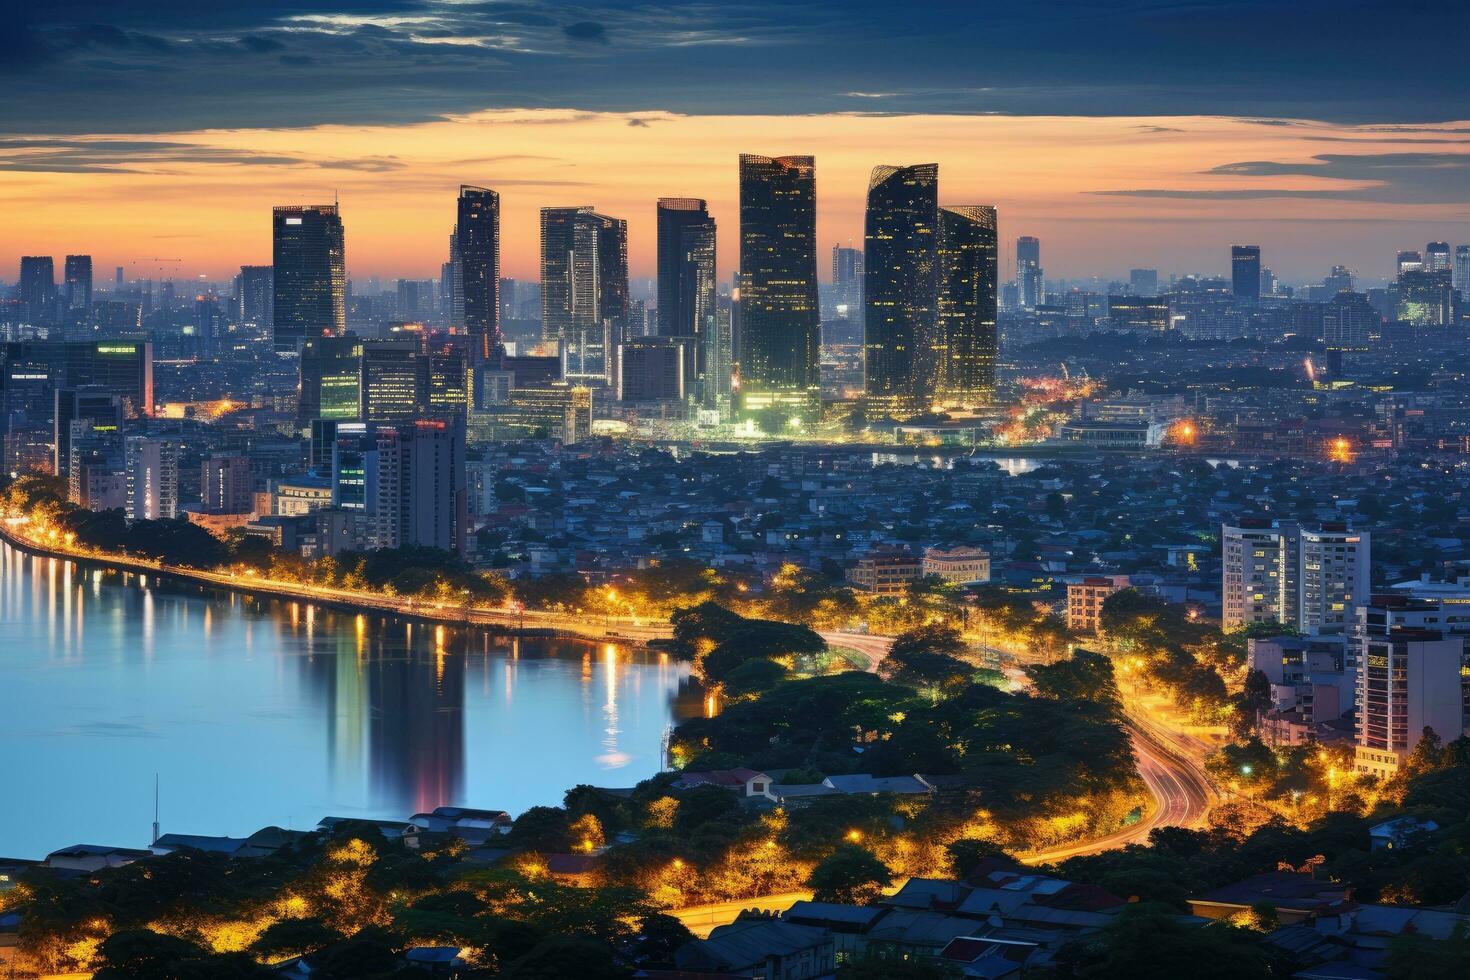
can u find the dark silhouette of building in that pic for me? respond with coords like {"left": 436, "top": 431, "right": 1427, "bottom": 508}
{"left": 454, "top": 186, "right": 501, "bottom": 361}
{"left": 1232, "top": 245, "right": 1262, "bottom": 302}
{"left": 18, "top": 257, "right": 55, "bottom": 326}
{"left": 737, "top": 154, "right": 819, "bottom": 413}
{"left": 272, "top": 204, "right": 346, "bottom": 353}
{"left": 63, "top": 255, "right": 92, "bottom": 312}
{"left": 936, "top": 205, "right": 998, "bottom": 405}
{"left": 1016, "top": 236, "right": 1042, "bottom": 308}
{"left": 656, "top": 198, "right": 718, "bottom": 402}
{"left": 863, "top": 163, "right": 939, "bottom": 412}
{"left": 540, "top": 206, "right": 628, "bottom": 385}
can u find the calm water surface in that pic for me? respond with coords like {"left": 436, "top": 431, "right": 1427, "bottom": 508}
{"left": 0, "top": 541, "right": 701, "bottom": 859}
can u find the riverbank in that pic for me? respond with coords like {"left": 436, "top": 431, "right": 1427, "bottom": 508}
{"left": 0, "top": 518, "right": 671, "bottom": 648}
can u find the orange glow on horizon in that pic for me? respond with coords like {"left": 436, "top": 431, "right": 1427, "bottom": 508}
{"left": 4, "top": 109, "right": 1467, "bottom": 283}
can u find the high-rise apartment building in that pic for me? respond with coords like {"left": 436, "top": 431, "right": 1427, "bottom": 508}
{"left": 863, "top": 163, "right": 939, "bottom": 412}
{"left": 453, "top": 186, "right": 501, "bottom": 361}
{"left": 656, "top": 198, "right": 717, "bottom": 402}
{"left": 332, "top": 420, "right": 467, "bottom": 553}
{"left": 203, "top": 454, "right": 255, "bottom": 514}
{"left": 1322, "top": 291, "right": 1379, "bottom": 373}
{"left": 1354, "top": 597, "right": 1466, "bottom": 777}
{"left": 1396, "top": 250, "right": 1422, "bottom": 275}
{"left": 935, "top": 205, "right": 998, "bottom": 406}
{"left": 1222, "top": 520, "right": 1370, "bottom": 633}
{"left": 1231, "top": 245, "right": 1262, "bottom": 302}
{"left": 63, "top": 255, "right": 92, "bottom": 312}
{"left": 125, "top": 436, "right": 178, "bottom": 521}
{"left": 53, "top": 387, "right": 121, "bottom": 479}
{"left": 272, "top": 204, "right": 346, "bottom": 353}
{"left": 737, "top": 154, "right": 819, "bottom": 414}
{"left": 1396, "top": 269, "right": 1454, "bottom": 325}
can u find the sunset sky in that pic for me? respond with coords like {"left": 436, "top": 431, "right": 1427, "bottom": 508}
{"left": 4, "top": 1, "right": 1469, "bottom": 285}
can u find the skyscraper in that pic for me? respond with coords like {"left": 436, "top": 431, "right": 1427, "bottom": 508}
{"left": 125, "top": 436, "right": 179, "bottom": 521}
{"left": 1016, "top": 236, "right": 1042, "bottom": 309}
{"left": 1129, "top": 268, "right": 1158, "bottom": 297}
{"left": 272, "top": 204, "right": 346, "bottom": 353}
{"left": 1425, "top": 241, "right": 1451, "bottom": 272}
{"left": 936, "top": 205, "right": 998, "bottom": 406}
{"left": 737, "top": 154, "right": 819, "bottom": 413}
{"left": 453, "top": 186, "right": 501, "bottom": 361}
{"left": 540, "top": 206, "right": 628, "bottom": 385}
{"left": 1221, "top": 520, "right": 1369, "bottom": 633}
{"left": 832, "top": 245, "right": 864, "bottom": 316}
{"left": 298, "top": 335, "right": 363, "bottom": 423}
{"left": 1454, "top": 245, "right": 1470, "bottom": 301}
{"left": 18, "top": 257, "right": 55, "bottom": 326}
{"left": 656, "top": 198, "right": 717, "bottom": 401}
{"left": 863, "top": 164, "right": 939, "bottom": 411}
{"left": 237, "top": 265, "right": 273, "bottom": 335}
{"left": 1231, "top": 245, "right": 1261, "bottom": 302}
{"left": 1396, "top": 250, "right": 1422, "bottom": 275}
{"left": 63, "top": 255, "right": 92, "bottom": 312}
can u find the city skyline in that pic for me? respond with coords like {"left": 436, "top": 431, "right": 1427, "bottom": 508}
{"left": 4, "top": 111, "right": 1470, "bottom": 286}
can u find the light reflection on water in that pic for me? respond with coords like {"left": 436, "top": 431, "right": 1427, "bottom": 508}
{"left": 0, "top": 541, "right": 702, "bottom": 859}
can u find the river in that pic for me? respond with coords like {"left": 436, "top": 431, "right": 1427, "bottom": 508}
{"left": 0, "top": 541, "right": 702, "bottom": 859}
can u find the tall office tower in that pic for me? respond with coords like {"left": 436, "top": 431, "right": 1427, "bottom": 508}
{"left": 832, "top": 245, "right": 864, "bottom": 316}
{"left": 1015, "top": 236, "right": 1042, "bottom": 308}
{"left": 237, "top": 265, "right": 273, "bottom": 334}
{"left": 1425, "top": 241, "right": 1451, "bottom": 272}
{"left": 539, "top": 206, "right": 628, "bottom": 383}
{"left": 656, "top": 198, "right": 718, "bottom": 402}
{"left": 53, "top": 387, "right": 121, "bottom": 478}
{"left": 1129, "top": 268, "right": 1158, "bottom": 297}
{"left": 272, "top": 204, "right": 346, "bottom": 353}
{"left": 439, "top": 261, "right": 456, "bottom": 317}
{"left": 63, "top": 255, "right": 92, "bottom": 312}
{"left": 19, "top": 257, "right": 56, "bottom": 325}
{"left": 1455, "top": 245, "right": 1470, "bottom": 300}
{"left": 298, "top": 335, "right": 363, "bottom": 424}
{"left": 1323, "top": 291, "right": 1379, "bottom": 373}
{"left": 863, "top": 163, "right": 939, "bottom": 412}
{"left": 1354, "top": 597, "right": 1466, "bottom": 777}
{"left": 1397, "top": 269, "right": 1454, "bottom": 325}
{"left": 202, "top": 454, "right": 254, "bottom": 513}
{"left": 361, "top": 339, "right": 424, "bottom": 422}
{"left": 935, "top": 205, "right": 998, "bottom": 406}
{"left": 66, "top": 340, "right": 153, "bottom": 417}
{"left": 453, "top": 186, "right": 501, "bottom": 361}
{"left": 124, "top": 436, "right": 178, "bottom": 521}
{"left": 737, "top": 154, "right": 820, "bottom": 413}
{"left": 1231, "top": 245, "right": 1262, "bottom": 302}
{"left": 1324, "top": 265, "right": 1355, "bottom": 295}
{"left": 425, "top": 339, "right": 470, "bottom": 418}
{"left": 1222, "top": 520, "right": 1370, "bottom": 633}
{"left": 1396, "top": 250, "right": 1423, "bottom": 275}
{"left": 114, "top": 267, "right": 125, "bottom": 289}
{"left": 192, "top": 296, "right": 224, "bottom": 358}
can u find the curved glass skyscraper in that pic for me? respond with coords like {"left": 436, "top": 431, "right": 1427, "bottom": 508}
{"left": 863, "top": 163, "right": 939, "bottom": 412}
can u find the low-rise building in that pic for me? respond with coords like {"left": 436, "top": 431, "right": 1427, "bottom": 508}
{"left": 847, "top": 549, "right": 921, "bottom": 594}
{"left": 922, "top": 545, "right": 990, "bottom": 585}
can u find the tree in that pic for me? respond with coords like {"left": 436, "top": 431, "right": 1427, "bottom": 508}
{"left": 1385, "top": 923, "right": 1470, "bottom": 979}
{"left": 1048, "top": 903, "right": 1285, "bottom": 979}
{"left": 1026, "top": 649, "right": 1122, "bottom": 715}
{"left": 506, "top": 806, "right": 572, "bottom": 852}
{"left": 501, "top": 935, "right": 624, "bottom": 980}
{"left": 837, "top": 948, "right": 960, "bottom": 978}
{"left": 807, "top": 845, "right": 892, "bottom": 904}
{"left": 249, "top": 918, "right": 345, "bottom": 960}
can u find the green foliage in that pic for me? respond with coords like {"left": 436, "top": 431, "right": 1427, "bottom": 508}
{"left": 1048, "top": 903, "right": 1288, "bottom": 979}
{"left": 837, "top": 947, "right": 961, "bottom": 978}
{"left": 878, "top": 624, "right": 974, "bottom": 695}
{"left": 807, "top": 845, "right": 893, "bottom": 904}
{"left": 1026, "top": 648, "right": 1122, "bottom": 715}
{"left": 93, "top": 930, "right": 275, "bottom": 979}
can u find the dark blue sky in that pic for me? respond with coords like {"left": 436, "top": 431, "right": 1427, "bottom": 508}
{"left": 2, "top": 1, "right": 1466, "bottom": 133}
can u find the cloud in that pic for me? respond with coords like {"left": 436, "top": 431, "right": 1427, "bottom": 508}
{"left": 1094, "top": 151, "right": 1470, "bottom": 204}
{"left": 626, "top": 118, "right": 649, "bottom": 128}
{"left": 563, "top": 21, "right": 608, "bottom": 45}
{"left": 0, "top": 137, "right": 405, "bottom": 174}
{"left": 2, "top": 2, "right": 1469, "bottom": 132}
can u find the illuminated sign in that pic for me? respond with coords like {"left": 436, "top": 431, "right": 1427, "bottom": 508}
{"left": 286, "top": 217, "right": 303, "bottom": 225}
{"left": 96, "top": 345, "right": 137, "bottom": 354}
